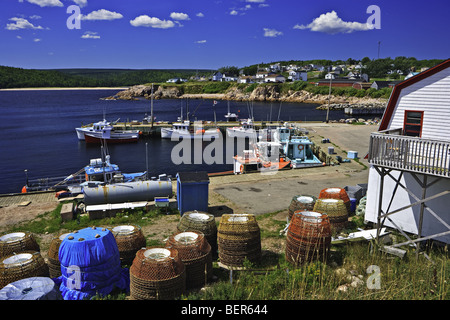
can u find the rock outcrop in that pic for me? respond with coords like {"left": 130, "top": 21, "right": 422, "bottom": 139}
{"left": 104, "top": 84, "right": 388, "bottom": 107}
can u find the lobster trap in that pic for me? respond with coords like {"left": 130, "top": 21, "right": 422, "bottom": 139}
{"left": 166, "top": 231, "right": 212, "bottom": 289}
{"left": 218, "top": 214, "right": 261, "bottom": 268}
{"left": 285, "top": 211, "right": 331, "bottom": 266}
{"left": 130, "top": 247, "right": 186, "bottom": 300}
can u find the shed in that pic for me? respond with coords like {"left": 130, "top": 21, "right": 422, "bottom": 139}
{"left": 176, "top": 171, "right": 210, "bottom": 215}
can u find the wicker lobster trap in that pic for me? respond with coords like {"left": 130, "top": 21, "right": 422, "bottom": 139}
{"left": 0, "top": 232, "right": 40, "bottom": 258}
{"left": 111, "top": 225, "right": 147, "bottom": 266}
{"left": 318, "top": 188, "right": 351, "bottom": 212}
{"left": 177, "top": 211, "right": 217, "bottom": 255}
{"left": 313, "top": 198, "right": 348, "bottom": 232}
{"left": 130, "top": 247, "right": 186, "bottom": 300}
{"left": 0, "top": 251, "right": 49, "bottom": 289}
{"left": 166, "top": 231, "right": 212, "bottom": 289}
{"left": 288, "top": 195, "right": 317, "bottom": 221}
{"left": 47, "top": 232, "right": 71, "bottom": 278}
{"left": 285, "top": 211, "right": 331, "bottom": 265}
{"left": 217, "top": 214, "right": 261, "bottom": 268}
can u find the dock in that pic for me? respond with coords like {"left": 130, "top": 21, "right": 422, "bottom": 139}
{"left": 112, "top": 120, "right": 308, "bottom": 136}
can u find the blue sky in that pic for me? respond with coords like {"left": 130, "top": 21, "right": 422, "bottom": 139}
{"left": 1, "top": 0, "right": 449, "bottom": 70}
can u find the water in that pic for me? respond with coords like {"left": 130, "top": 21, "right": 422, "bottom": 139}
{"left": 0, "top": 89, "right": 348, "bottom": 194}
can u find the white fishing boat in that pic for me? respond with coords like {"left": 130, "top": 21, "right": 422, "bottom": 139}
{"left": 226, "top": 119, "right": 257, "bottom": 139}
{"left": 224, "top": 101, "right": 238, "bottom": 122}
{"left": 161, "top": 120, "right": 220, "bottom": 139}
{"left": 76, "top": 119, "right": 141, "bottom": 144}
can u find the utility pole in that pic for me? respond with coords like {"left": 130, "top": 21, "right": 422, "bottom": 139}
{"left": 378, "top": 41, "right": 381, "bottom": 59}
{"left": 326, "top": 76, "right": 332, "bottom": 123}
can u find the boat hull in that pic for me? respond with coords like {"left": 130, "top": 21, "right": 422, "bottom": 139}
{"left": 161, "top": 128, "right": 220, "bottom": 140}
{"left": 83, "top": 132, "right": 139, "bottom": 144}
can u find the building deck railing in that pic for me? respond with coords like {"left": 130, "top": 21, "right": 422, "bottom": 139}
{"left": 369, "top": 129, "right": 450, "bottom": 178}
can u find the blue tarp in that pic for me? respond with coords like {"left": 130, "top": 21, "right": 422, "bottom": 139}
{"left": 57, "top": 227, "right": 129, "bottom": 300}
{"left": 0, "top": 277, "right": 63, "bottom": 300}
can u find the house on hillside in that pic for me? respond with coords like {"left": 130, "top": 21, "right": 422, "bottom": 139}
{"left": 371, "top": 80, "right": 402, "bottom": 90}
{"left": 212, "top": 71, "right": 223, "bottom": 81}
{"left": 365, "top": 59, "right": 450, "bottom": 247}
{"left": 288, "top": 70, "right": 307, "bottom": 82}
{"left": 264, "top": 74, "right": 286, "bottom": 83}
{"left": 238, "top": 75, "right": 255, "bottom": 84}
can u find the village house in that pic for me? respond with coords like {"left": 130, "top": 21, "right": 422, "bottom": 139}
{"left": 238, "top": 75, "right": 255, "bottom": 84}
{"left": 371, "top": 80, "right": 401, "bottom": 90}
{"left": 211, "top": 71, "right": 223, "bottom": 81}
{"left": 264, "top": 74, "right": 286, "bottom": 83}
{"left": 365, "top": 59, "right": 450, "bottom": 247}
{"left": 288, "top": 70, "right": 307, "bottom": 82}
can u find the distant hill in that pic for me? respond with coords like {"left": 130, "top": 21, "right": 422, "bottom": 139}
{"left": 0, "top": 66, "right": 214, "bottom": 89}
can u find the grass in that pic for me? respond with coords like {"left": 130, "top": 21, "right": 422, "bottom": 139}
{"left": 186, "top": 240, "right": 448, "bottom": 300}
{"left": 4, "top": 201, "right": 448, "bottom": 301}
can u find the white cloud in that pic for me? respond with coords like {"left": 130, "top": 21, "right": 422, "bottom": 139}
{"left": 130, "top": 15, "right": 175, "bottom": 29}
{"left": 195, "top": 40, "right": 207, "bottom": 44}
{"left": 170, "top": 12, "right": 190, "bottom": 21}
{"left": 6, "top": 17, "right": 44, "bottom": 30}
{"left": 196, "top": 12, "right": 204, "bottom": 18}
{"left": 24, "top": 0, "right": 63, "bottom": 7}
{"left": 81, "top": 9, "right": 123, "bottom": 21}
{"left": 294, "top": 10, "right": 372, "bottom": 34}
{"left": 246, "top": 0, "right": 265, "bottom": 2}
{"left": 16, "top": 35, "right": 22, "bottom": 39}
{"left": 29, "top": 15, "right": 42, "bottom": 20}
{"left": 230, "top": 10, "right": 238, "bottom": 15}
{"left": 263, "top": 28, "right": 283, "bottom": 37}
{"left": 81, "top": 31, "right": 100, "bottom": 39}
{"left": 72, "top": 0, "right": 87, "bottom": 7}
{"left": 33, "top": 38, "right": 41, "bottom": 42}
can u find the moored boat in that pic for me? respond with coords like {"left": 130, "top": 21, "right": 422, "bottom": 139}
{"left": 76, "top": 119, "right": 141, "bottom": 144}
{"left": 282, "top": 136, "right": 323, "bottom": 169}
{"left": 226, "top": 119, "right": 257, "bottom": 139}
{"left": 161, "top": 120, "right": 220, "bottom": 140}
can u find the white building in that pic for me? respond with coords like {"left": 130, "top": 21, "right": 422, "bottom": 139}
{"left": 365, "top": 59, "right": 450, "bottom": 246}
{"left": 212, "top": 71, "right": 223, "bottom": 81}
{"left": 288, "top": 70, "right": 307, "bottom": 82}
{"left": 264, "top": 74, "right": 286, "bottom": 83}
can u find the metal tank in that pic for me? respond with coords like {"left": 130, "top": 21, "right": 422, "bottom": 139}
{"left": 83, "top": 178, "right": 172, "bottom": 205}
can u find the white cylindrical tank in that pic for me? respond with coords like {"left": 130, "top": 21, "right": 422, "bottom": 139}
{"left": 83, "top": 180, "right": 172, "bottom": 205}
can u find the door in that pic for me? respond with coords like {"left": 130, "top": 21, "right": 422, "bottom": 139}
{"left": 403, "top": 111, "right": 423, "bottom": 137}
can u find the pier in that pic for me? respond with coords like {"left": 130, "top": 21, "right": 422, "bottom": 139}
{"left": 112, "top": 120, "right": 306, "bottom": 136}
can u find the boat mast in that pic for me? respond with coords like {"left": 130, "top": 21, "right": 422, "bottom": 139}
{"left": 150, "top": 83, "right": 154, "bottom": 128}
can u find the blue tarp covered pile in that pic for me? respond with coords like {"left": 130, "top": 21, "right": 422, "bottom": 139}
{"left": 0, "top": 277, "right": 63, "bottom": 300}
{"left": 57, "top": 227, "right": 129, "bottom": 300}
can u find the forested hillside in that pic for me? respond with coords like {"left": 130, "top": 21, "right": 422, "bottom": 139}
{"left": 0, "top": 66, "right": 213, "bottom": 88}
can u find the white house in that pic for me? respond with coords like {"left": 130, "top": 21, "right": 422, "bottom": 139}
{"left": 212, "top": 71, "right": 223, "bottom": 81}
{"left": 365, "top": 59, "right": 450, "bottom": 245}
{"left": 238, "top": 76, "right": 255, "bottom": 84}
{"left": 222, "top": 74, "right": 238, "bottom": 82}
{"left": 325, "top": 73, "right": 336, "bottom": 80}
{"left": 288, "top": 70, "right": 307, "bottom": 82}
{"left": 265, "top": 74, "right": 286, "bottom": 83}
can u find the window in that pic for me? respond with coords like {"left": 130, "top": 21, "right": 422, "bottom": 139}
{"left": 403, "top": 111, "right": 423, "bottom": 137}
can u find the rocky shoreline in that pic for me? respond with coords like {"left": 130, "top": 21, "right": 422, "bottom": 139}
{"left": 103, "top": 84, "right": 388, "bottom": 109}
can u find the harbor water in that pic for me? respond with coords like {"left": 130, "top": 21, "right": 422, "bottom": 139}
{"left": 0, "top": 89, "right": 349, "bottom": 194}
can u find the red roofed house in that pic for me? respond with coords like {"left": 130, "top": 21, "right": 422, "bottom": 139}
{"left": 365, "top": 59, "right": 450, "bottom": 248}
